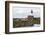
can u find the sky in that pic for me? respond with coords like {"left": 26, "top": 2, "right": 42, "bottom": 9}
{"left": 12, "top": 7, "right": 40, "bottom": 18}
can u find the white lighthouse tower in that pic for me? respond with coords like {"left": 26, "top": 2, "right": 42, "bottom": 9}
{"left": 31, "top": 10, "right": 33, "bottom": 16}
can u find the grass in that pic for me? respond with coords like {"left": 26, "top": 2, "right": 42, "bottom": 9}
{"left": 13, "top": 18, "right": 40, "bottom": 28}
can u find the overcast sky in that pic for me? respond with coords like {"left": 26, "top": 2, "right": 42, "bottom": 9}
{"left": 12, "top": 7, "right": 40, "bottom": 18}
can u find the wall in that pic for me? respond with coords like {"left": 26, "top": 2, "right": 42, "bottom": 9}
{"left": 0, "top": 0, "right": 46, "bottom": 35}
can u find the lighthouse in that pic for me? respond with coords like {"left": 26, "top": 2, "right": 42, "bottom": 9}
{"left": 28, "top": 10, "right": 33, "bottom": 21}
{"left": 31, "top": 10, "right": 33, "bottom": 16}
